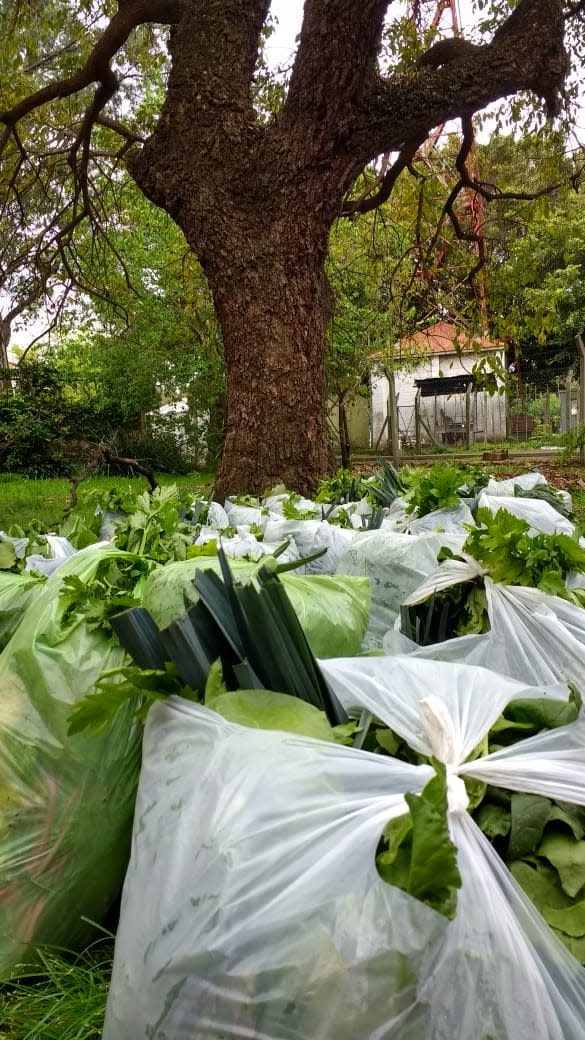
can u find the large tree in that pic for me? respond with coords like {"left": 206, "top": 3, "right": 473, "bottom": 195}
{"left": 0, "top": 0, "right": 577, "bottom": 494}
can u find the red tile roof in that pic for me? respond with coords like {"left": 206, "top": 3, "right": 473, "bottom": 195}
{"left": 370, "top": 322, "right": 502, "bottom": 362}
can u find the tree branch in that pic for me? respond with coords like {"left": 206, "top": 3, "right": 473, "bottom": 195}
{"left": 0, "top": 0, "right": 183, "bottom": 147}
{"left": 349, "top": 0, "right": 567, "bottom": 164}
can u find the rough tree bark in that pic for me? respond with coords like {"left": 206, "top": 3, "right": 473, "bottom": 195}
{"left": 0, "top": 0, "right": 570, "bottom": 496}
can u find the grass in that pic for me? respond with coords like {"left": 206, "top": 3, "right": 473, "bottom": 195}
{"left": 0, "top": 471, "right": 214, "bottom": 529}
{"left": 0, "top": 939, "right": 113, "bottom": 1039}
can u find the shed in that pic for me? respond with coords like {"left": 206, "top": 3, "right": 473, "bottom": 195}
{"left": 371, "top": 322, "right": 506, "bottom": 449}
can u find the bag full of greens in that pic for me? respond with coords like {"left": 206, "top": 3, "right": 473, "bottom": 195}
{"left": 336, "top": 530, "right": 466, "bottom": 649}
{"left": 398, "top": 507, "right": 585, "bottom": 665}
{"left": 406, "top": 501, "right": 475, "bottom": 536}
{"left": 0, "top": 543, "right": 144, "bottom": 975}
{"left": 400, "top": 576, "right": 585, "bottom": 689}
{"left": 477, "top": 493, "right": 575, "bottom": 536}
{"left": 103, "top": 656, "right": 585, "bottom": 1039}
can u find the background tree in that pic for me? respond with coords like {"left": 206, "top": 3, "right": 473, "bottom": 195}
{"left": 479, "top": 132, "right": 585, "bottom": 387}
{"left": 0, "top": 0, "right": 576, "bottom": 494}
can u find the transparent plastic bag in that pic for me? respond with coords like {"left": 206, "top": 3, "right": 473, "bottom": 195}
{"left": 104, "top": 656, "right": 585, "bottom": 1039}
{"left": 406, "top": 502, "right": 475, "bottom": 536}
{"left": 0, "top": 544, "right": 142, "bottom": 975}
{"left": 103, "top": 698, "right": 443, "bottom": 1040}
{"left": 485, "top": 472, "right": 547, "bottom": 497}
{"left": 25, "top": 533, "right": 77, "bottom": 575}
{"left": 396, "top": 574, "right": 585, "bottom": 688}
{"left": 0, "top": 571, "right": 45, "bottom": 650}
{"left": 477, "top": 493, "right": 575, "bottom": 536}
{"left": 336, "top": 531, "right": 466, "bottom": 649}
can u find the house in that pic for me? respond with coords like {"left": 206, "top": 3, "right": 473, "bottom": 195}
{"left": 371, "top": 322, "right": 507, "bottom": 449}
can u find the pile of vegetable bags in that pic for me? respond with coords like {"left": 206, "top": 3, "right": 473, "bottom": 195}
{"left": 0, "top": 485, "right": 371, "bottom": 974}
{"left": 396, "top": 502, "right": 585, "bottom": 688}
{"left": 103, "top": 654, "right": 585, "bottom": 1039}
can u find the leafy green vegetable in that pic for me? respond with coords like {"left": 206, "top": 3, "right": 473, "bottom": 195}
{"left": 403, "top": 464, "right": 473, "bottom": 517}
{"left": 463, "top": 507, "right": 585, "bottom": 592}
{"left": 107, "top": 485, "right": 194, "bottom": 562}
{"left": 60, "top": 556, "right": 154, "bottom": 633}
{"left": 80, "top": 549, "right": 347, "bottom": 734}
{"left": 68, "top": 663, "right": 190, "bottom": 736}
{"left": 0, "top": 541, "right": 17, "bottom": 570}
{"left": 508, "top": 794, "right": 552, "bottom": 860}
{"left": 538, "top": 833, "right": 585, "bottom": 898}
{"left": 376, "top": 762, "right": 461, "bottom": 920}
{"left": 206, "top": 684, "right": 339, "bottom": 742}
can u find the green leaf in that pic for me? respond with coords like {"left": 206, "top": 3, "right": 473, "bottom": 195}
{"left": 474, "top": 799, "right": 511, "bottom": 840}
{"left": 68, "top": 663, "right": 192, "bottom": 737}
{"left": 209, "top": 687, "right": 337, "bottom": 741}
{"left": 0, "top": 541, "right": 17, "bottom": 570}
{"left": 375, "top": 727, "right": 401, "bottom": 755}
{"left": 376, "top": 761, "right": 461, "bottom": 919}
{"left": 511, "top": 859, "right": 573, "bottom": 912}
{"left": 503, "top": 696, "right": 580, "bottom": 732}
{"left": 538, "top": 832, "right": 585, "bottom": 897}
{"left": 542, "top": 899, "right": 585, "bottom": 938}
{"left": 508, "top": 793, "right": 551, "bottom": 860}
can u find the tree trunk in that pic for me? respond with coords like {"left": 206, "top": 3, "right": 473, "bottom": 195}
{"left": 208, "top": 237, "right": 331, "bottom": 499}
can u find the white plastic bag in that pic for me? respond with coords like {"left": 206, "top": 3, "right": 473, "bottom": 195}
{"left": 25, "top": 534, "right": 76, "bottom": 575}
{"left": 477, "top": 493, "right": 575, "bottom": 536}
{"left": 406, "top": 502, "right": 475, "bottom": 536}
{"left": 104, "top": 698, "right": 442, "bottom": 1040}
{"left": 396, "top": 575, "right": 585, "bottom": 689}
{"left": 104, "top": 656, "right": 585, "bottom": 1039}
{"left": 485, "top": 472, "right": 547, "bottom": 497}
{"left": 263, "top": 518, "right": 358, "bottom": 574}
{"left": 337, "top": 530, "right": 466, "bottom": 648}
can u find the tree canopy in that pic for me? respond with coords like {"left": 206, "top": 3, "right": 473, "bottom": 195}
{"left": 0, "top": 0, "right": 582, "bottom": 493}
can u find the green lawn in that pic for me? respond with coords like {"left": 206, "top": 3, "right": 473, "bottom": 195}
{"left": 0, "top": 940, "right": 113, "bottom": 1039}
{"left": 0, "top": 471, "right": 214, "bottom": 530}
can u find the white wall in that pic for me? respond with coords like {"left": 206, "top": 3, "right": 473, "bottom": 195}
{"left": 371, "top": 350, "right": 507, "bottom": 448}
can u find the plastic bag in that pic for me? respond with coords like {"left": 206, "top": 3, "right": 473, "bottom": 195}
{"left": 406, "top": 502, "right": 475, "bottom": 536}
{"left": 0, "top": 544, "right": 142, "bottom": 975}
{"left": 25, "top": 533, "right": 77, "bottom": 575}
{"left": 336, "top": 530, "right": 466, "bottom": 649}
{"left": 477, "top": 493, "right": 575, "bottom": 536}
{"left": 140, "top": 558, "right": 371, "bottom": 658}
{"left": 0, "top": 571, "right": 46, "bottom": 650}
{"left": 104, "top": 656, "right": 585, "bottom": 1039}
{"left": 485, "top": 472, "right": 547, "bottom": 497}
{"left": 397, "top": 574, "right": 585, "bottom": 689}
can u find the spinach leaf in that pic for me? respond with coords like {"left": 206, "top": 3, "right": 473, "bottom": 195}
{"left": 376, "top": 762, "right": 461, "bottom": 920}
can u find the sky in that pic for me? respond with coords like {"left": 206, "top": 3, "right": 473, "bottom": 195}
{"left": 265, "top": 0, "right": 477, "bottom": 70}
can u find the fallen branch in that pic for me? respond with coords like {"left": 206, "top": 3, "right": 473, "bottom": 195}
{"left": 64, "top": 445, "right": 158, "bottom": 515}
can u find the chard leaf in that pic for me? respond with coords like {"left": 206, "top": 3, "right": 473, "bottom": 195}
{"left": 548, "top": 802, "right": 585, "bottom": 840}
{"left": 538, "top": 833, "right": 585, "bottom": 897}
{"left": 508, "top": 794, "right": 551, "bottom": 860}
{"left": 376, "top": 762, "right": 461, "bottom": 920}
{"left": 0, "top": 541, "right": 17, "bottom": 570}
{"left": 474, "top": 800, "right": 511, "bottom": 841}
{"left": 542, "top": 899, "right": 585, "bottom": 938}
{"left": 511, "top": 859, "right": 573, "bottom": 912}
{"left": 503, "top": 696, "right": 580, "bottom": 732}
